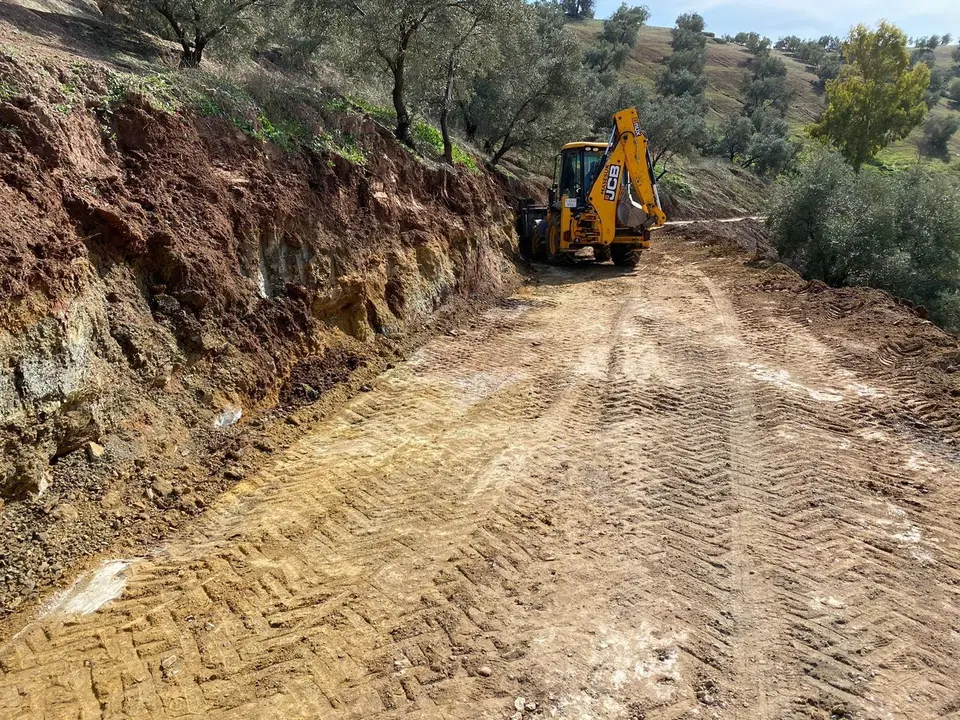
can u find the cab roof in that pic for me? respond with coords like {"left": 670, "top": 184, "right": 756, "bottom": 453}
{"left": 560, "top": 142, "right": 609, "bottom": 151}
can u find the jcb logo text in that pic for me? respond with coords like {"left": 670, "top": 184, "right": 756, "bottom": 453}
{"left": 603, "top": 165, "right": 621, "bottom": 202}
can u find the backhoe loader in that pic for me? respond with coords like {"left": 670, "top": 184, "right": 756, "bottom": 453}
{"left": 516, "top": 107, "right": 666, "bottom": 267}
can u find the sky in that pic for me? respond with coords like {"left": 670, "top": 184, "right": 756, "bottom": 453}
{"left": 593, "top": 0, "right": 960, "bottom": 41}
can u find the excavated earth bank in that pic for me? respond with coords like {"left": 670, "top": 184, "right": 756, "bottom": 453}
{"left": 0, "top": 47, "right": 520, "bottom": 615}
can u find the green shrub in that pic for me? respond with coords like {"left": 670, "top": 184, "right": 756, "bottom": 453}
{"left": 771, "top": 152, "right": 960, "bottom": 330}
{"left": 244, "top": 113, "right": 306, "bottom": 148}
{"left": 413, "top": 119, "right": 478, "bottom": 170}
{"left": 452, "top": 145, "right": 478, "bottom": 171}
{"left": 921, "top": 115, "right": 960, "bottom": 157}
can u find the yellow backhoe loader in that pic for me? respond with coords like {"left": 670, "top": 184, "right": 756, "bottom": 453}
{"left": 517, "top": 107, "right": 666, "bottom": 267}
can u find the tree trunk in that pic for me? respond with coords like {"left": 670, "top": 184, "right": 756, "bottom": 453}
{"left": 464, "top": 118, "right": 478, "bottom": 141}
{"left": 489, "top": 143, "right": 510, "bottom": 167}
{"left": 440, "top": 109, "right": 454, "bottom": 165}
{"left": 440, "top": 60, "right": 456, "bottom": 165}
{"left": 179, "top": 42, "right": 204, "bottom": 68}
{"left": 392, "top": 59, "right": 412, "bottom": 147}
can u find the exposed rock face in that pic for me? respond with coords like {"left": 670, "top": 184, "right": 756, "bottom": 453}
{"left": 0, "top": 56, "right": 520, "bottom": 501}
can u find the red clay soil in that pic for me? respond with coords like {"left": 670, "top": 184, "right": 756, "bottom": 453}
{"left": 0, "top": 39, "right": 519, "bottom": 616}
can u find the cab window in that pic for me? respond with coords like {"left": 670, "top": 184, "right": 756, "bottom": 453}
{"left": 558, "top": 150, "right": 581, "bottom": 199}
{"left": 583, "top": 149, "right": 604, "bottom": 193}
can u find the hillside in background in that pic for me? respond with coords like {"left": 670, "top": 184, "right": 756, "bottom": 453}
{"left": 571, "top": 21, "right": 960, "bottom": 168}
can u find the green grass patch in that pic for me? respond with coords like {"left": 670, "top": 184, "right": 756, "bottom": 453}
{"left": 100, "top": 72, "right": 181, "bottom": 117}
{"left": 323, "top": 96, "right": 352, "bottom": 113}
{"left": 313, "top": 130, "right": 366, "bottom": 165}
{"left": 414, "top": 119, "right": 480, "bottom": 171}
{"left": 452, "top": 145, "right": 478, "bottom": 171}
{"left": 228, "top": 108, "right": 309, "bottom": 150}
{"left": 349, "top": 96, "right": 396, "bottom": 125}
{"left": 414, "top": 120, "right": 444, "bottom": 152}
{"left": 659, "top": 170, "right": 693, "bottom": 196}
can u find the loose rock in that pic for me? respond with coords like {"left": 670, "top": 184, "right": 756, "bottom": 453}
{"left": 51, "top": 503, "right": 79, "bottom": 522}
{"left": 151, "top": 477, "right": 174, "bottom": 497}
{"left": 85, "top": 441, "right": 105, "bottom": 463}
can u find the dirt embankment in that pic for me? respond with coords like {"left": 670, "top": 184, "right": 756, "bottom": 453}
{"left": 0, "top": 51, "right": 520, "bottom": 613}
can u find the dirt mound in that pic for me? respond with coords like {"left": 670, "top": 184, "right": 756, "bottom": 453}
{"left": 668, "top": 220, "right": 960, "bottom": 440}
{"left": 279, "top": 347, "right": 364, "bottom": 406}
{"left": 657, "top": 217, "right": 775, "bottom": 258}
{"left": 747, "top": 274, "right": 960, "bottom": 430}
{"left": 0, "top": 46, "right": 519, "bottom": 613}
{"left": 657, "top": 160, "right": 770, "bottom": 221}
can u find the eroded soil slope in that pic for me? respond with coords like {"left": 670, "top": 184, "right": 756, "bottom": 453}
{"left": 3, "top": 234, "right": 959, "bottom": 719}
{"left": 0, "top": 37, "right": 518, "bottom": 614}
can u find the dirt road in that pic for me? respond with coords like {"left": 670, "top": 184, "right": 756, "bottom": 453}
{"left": 2, "top": 236, "right": 959, "bottom": 719}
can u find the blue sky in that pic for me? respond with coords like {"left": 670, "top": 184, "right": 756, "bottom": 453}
{"left": 593, "top": 0, "right": 959, "bottom": 40}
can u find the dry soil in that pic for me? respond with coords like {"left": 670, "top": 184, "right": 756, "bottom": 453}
{"left": 2, "top": 233, "right": 960, "bottom": 719}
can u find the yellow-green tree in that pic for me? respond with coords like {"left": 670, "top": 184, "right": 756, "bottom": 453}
{"left": 810, "top": 22, "right": 929, "bottom": 172}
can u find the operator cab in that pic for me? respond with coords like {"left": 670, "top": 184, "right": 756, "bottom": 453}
{"left": 552, "top": 142, "right": 607, "bottom": 209}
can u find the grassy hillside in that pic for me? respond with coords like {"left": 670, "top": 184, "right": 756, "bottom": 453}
{"left": 882, "top": 44, "right": 960, "bottom": 166}
{"left": 569, "top": 22, "right": 825, "bottom": 134}
{"left": 571, "top": 21, "right": 960, "bottom": 168}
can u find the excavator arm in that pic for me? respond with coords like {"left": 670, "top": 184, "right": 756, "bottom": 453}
{"left": 586, "top": 107, "right": 666, "bottom": 245}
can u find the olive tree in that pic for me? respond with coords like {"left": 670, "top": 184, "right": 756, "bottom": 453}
{"left": 920, "top": 115, "right": 960, "bottom": 157}
{"left": 121, "top": 0, "right": 277, "bottom": 66}
{"left": 415, "top": 0, "right": 514, "bottom": 163}
{"left": 716, "top": 113, "right": 754, "bottom": 161}
{"left": 743, "top": 51, "right": 794, "bottom": 116}
{"left": 771, "top": 151, "right": 960, "bottom": 330}
{"left": 258, "top": 0, "right": 342, "bottom": 68}
{"left": 460, "top": 2, "right": 588, "bottom": 166}
{"left": 656, "top": 13, "right": 708, "bottom": 102}
{"left": 557, "top": 0, "right": 593, "bottom": 19}
{"left": 640, "top": 94, "right": 707, "bottom": 177}
{"left": 347, "top": 0, "right": 485, "bottom": 146}
{"left": 585, "top": 2, "right": 650, "bottom": 73}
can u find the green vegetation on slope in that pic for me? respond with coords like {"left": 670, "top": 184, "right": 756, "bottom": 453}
{"left": 771, "top": 152, "right": 960, "bottom": 329}
{"left": 569, "top": 23, "right": 826, "bottom": 132}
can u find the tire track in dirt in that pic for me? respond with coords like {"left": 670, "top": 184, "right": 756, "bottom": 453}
{"left": 2, "top": 239, "right": 960, "bottom": 719}
{"left": 719, "top": 271, "right": 960, "bottom": 718}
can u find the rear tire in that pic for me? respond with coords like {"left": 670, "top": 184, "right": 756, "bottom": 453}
{"left": 534, "top": 238, "right": 549, "bottom": 262}
{"left": 518, "top": 232, "right": 534, "bottom": 260}
{"left": 593, "top": 244, "right": 611, "bottom": 263}
{"left": 611, "top": 244, "right": 642, "bottom": 267}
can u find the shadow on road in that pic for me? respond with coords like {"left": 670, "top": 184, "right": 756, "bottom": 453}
{"left": 524, "top": 260, "right": 642, "bottom": 288}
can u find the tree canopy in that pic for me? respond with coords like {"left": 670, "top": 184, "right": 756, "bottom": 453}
{"left": 810, "top": 22, "right": 930, "bottom": 172}
{"left": 121, "top": 0, "right": 278, "bottom": 66}
{"left": 584, "top": 3, "right": 649, "bottom": 73}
